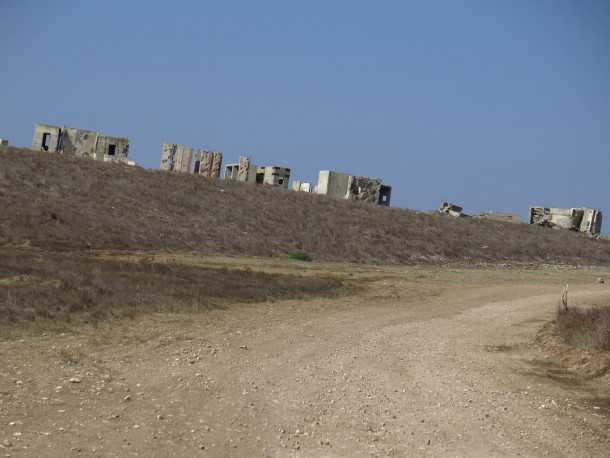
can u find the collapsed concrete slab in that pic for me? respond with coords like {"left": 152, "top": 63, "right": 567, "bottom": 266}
{"left": 439, "top": 202, "right": 467, "bottom": 217}
{"left": 316, "top": 170, "right": 391, "bottom": 206}
{"left": 476, "top": 212, "right": 523, "bottom": 224}
{"left": 529, "top": 206, "right": 603, "bottom": 235}
{"left": 33, "top": 123, "right": 130, "bottom": 163}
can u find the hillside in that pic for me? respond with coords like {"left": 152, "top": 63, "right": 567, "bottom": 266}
{"left": 1, "top": 145, "right": 609, "bottom": 265}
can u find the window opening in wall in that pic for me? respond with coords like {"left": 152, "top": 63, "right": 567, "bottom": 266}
{"left": 41, "top": 133, "right": 51, "bottom": 151}
{"left": 278, "top": 178, "right": 284, "bottom": 185}
{"left": 194, "top": 160, "right": 201, "bottom": 173}
{"left": 108, "top": 144, "right": 117, "bottom": 156}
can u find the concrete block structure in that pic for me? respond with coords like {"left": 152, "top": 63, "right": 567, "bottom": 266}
{"left": 291, "top": 180, "right": 312, "bottom": 192}
{"left": 0, "top": 138, "right": 8, "bottom": 146}
{"left": 256, "top": 166, "right": 291, "bottom": 188}
{"left": 317, "top": 170, "right": 391, "bottom": 206}
{"left": 160, "top": 143, "right": 195, "bottom": 173}
{"left": 317, "top": 170, "right": 352, "bottom": 199}
{"left": 32, "top": 123, "right": 129, "bottom": 163}
{"left": 225, "top": 155, "right": 257, "bottom": 184}
{"left": 194, "top": 150, "right": 223, "bottom": 179}
{"left": 529, "top": 206, "right": 603, "bottom": 235}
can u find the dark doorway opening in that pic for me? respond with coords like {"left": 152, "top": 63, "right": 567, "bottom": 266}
{"left": 41, "top": 133, "right": 51, "bottom": 151}
{"left": 108, "top": 144, "right": 117, "bottom": 156}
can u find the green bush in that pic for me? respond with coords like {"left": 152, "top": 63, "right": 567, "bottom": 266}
{"left": 288, "top": 251, "right": 313, "bottom": 262}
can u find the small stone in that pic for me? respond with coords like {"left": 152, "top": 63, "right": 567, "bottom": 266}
{"left": 239, "top": 345, "right": 248, "bottom": 350}
{"left": 2, "top": 440, "right": 12, "bottom": 447}
{"left": 13, "top": 432, "right": 21, "bottom": 437}
{"left": 123, "top": 395, "right": 131, "bottom": 402}
{"left": 69, "top": 377, "right": 82, "bottom": 384}
{"left": 596, "top": 277, "right": 605, "bottom": 284}
{"left": 15, "top": 380, "right": 22, "bottom": 386}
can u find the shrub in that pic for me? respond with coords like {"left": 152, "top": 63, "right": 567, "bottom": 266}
{"left": 288, "top": 251, "right": 313, "bottom": 262}
{"left": 555, "top": 305, "right": 610, "bottom": 351}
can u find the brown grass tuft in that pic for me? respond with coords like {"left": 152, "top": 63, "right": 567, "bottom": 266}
{"left": 555, "top": 306, "right": 610, "bottom": 351}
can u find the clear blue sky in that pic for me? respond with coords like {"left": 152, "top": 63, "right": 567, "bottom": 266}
{"left": 2, "top": 0, "right": 609, "bottom": 225}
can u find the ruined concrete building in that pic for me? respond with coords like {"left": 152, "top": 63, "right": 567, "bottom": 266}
{"left": 32, "top": 123, "right": 130, "bottom": 163}
{"left": 256, "top": 166, "right": 291, "bottom": 188}
{"left": 529, "top": 207, "right": 603, "bottom": 235}
{"left": 316, "top": 170, "right": 391, "bottom": 206}
{"left": 439, "top": 202, "right": 466, "bottom": 217}
{"left": 225, "top": 155, "right": 257, "bottom": 184}
{"left": 224, "top": 156, "right": 291, "bottom": 188}
{"left": 194, "top": 150, "right": 223, "bottom": 179}
{"left": 161, "top": 144, "right": 223, "bottom": 178}
{"left": 160, "top": 143, "right": 194, "bottom": 173}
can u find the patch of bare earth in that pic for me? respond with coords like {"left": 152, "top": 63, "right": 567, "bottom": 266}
{"left": 1, "top": 258, "right": 610, "bottom": 456}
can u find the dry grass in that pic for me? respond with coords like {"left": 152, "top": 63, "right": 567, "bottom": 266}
{"left": 1, "top": 145, "right": 610, "bottom": 265}
{"left": 0, "top": 247, "right": 347, "bottom": 326}
{"left": 555, "top": 306, "right": 610, "bottom": 351}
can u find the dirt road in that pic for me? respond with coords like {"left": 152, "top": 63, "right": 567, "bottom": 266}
{"left": 1, "top": 259, "right": 609, "bottom": 457}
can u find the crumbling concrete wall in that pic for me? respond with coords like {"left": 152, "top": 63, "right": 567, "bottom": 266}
{"left": 195, "top": 150, "right": 223, "bottom": 179}
{"left": 95, "top": 135, "right": 129, "bottom": 162}
{"left": 160, "top": 143, "right": 194, "bottom": 173}
{"left": 346, "top": 176, "right": 392, "bottom": 206}
{"left": 530, "top": 206, "right": 603, "bottom": 235}
{"left": 32, "top": 123, "right": 130, "bottom": 163}
{"left": 256, "top": 166, "right": 291, "bottom": 187}
{"left": 580, "top": 208, "right": 603, "bottom": 235}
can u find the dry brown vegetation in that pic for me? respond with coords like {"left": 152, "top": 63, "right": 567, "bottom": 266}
{"left": 1, "top": 145, "right": 610, "bottom": 265}
{"left": 555, "top": 305, "right": 610, "bottom": 351}
{"left": 0, "top": 247, "right": 346, "bottom": 326}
